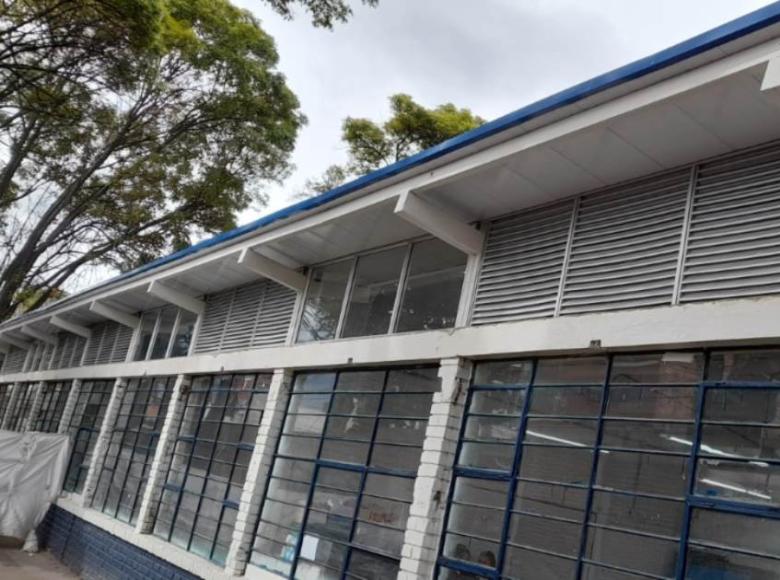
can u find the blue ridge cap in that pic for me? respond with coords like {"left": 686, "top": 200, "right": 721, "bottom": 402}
{"left": 21, "top": 1, "right": 780, "bottom": 313}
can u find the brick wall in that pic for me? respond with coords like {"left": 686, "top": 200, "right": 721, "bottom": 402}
{"left": 38, "top": 505, "right": 200, "bottom": 580}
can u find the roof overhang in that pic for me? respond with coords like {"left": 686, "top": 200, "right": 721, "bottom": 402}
{"left": 6, "top": 5, "right": 780, "bottom": 336}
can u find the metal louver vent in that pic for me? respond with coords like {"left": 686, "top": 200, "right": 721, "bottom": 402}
{"left": 559, "top": 170, "right": 690, "bottom": 315}
{"left": 83, "top": 321, "right": 133, "bottom": 366}
{"left": 195, "top": 279, "right": 296, "bottom": 354}
{"left": 3, "top": 347, "right": 27, "bottom": 374}
{"left": 681, "top": 143, "right": 780, "bottom": 302}
{"left": 471, "top": 201, "right": 574, "bottom": 325}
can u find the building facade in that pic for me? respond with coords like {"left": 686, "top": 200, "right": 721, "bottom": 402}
{"left": 4, "top": 5, "right": 780, "bottom": 579}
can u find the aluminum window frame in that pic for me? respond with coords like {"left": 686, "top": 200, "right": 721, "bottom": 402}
{"left": 437, "top": 349, "right": 780, "bottom": 580}
{"left": 134, "top": 306, "right": 193, "bottom": 362}
{"left": 294, "top": 236, "right": 468, "bottom": 344}
{"left": 152, "top": 372, "right": 272, "bottom": 565}
{"left": 0, "top": 383, "right": 13, "bottom": 418}
{"left": 91, "top": 375, "right": 175, "bottom": 525}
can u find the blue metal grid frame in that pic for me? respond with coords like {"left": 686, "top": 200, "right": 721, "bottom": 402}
{"left": 91, "top": 376, "right": 175, "bottom": 525}
{"left": 436, "top": 349, "right": 780, "bottom": 580}
{"left": 152, "top": 372, "right": 271, "bottom": 566}
{"left": 63, "top": 379, "right": 115, "bottom": 493}
{"left": 249, "top": 365, "right": 440, "bottom": 579}
{"left": 7, "top": 381, "right": 38, "bottom": 431}
{"left": 31, "top": 380, "right": 71, "bottom": 432}
{"left": 0, "top": 382, "right": 14, "bottom": 420}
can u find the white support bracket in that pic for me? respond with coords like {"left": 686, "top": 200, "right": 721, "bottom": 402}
{"left": 394, "top": 191, "right": 484, "bottom": 255}
{"left": 147, "top": 280, "right": 205, "bottom": 315}
{"left": 762, "top": 52, "right": 780, "bottom": 91}
{"left": 49, "top": 315, "right": 92, "bottom": 339}
{"left": 236, "top": 248, "right": 307, "bottom": 292}
{"left": 0, "top": 334, "right": 32, "bottom": 350}
{"left": 89, "top": 301, "right": 141, "bottom": 329}
{"left": 20, "top": 325, "right": 58, "bottom": 345}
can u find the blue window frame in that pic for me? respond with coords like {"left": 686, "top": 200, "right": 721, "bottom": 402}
{"left": 152, "top": 372, "right": 271, "bottom": 565}
{"left": 31, "top": 380, "right": 70, "bottom": 432}
{"left": 91, "top": 376, "right": 175, "bottom": 524}
{"left": 7, "top": 382, "right": 38, "bottom": 431}
{"left": 249, "top": 365, "right": 440, "bottom": 579}
{"left": 63, "top": 379, "right": 115, "bottom": 493}
{"left": 438, "top": 349, "right": 780, "bottom": 580}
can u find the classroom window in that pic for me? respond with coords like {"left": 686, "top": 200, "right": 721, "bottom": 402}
{"left": 297, "top": 239, "right": 467, "bottom": 343}
{"left": 31, "top": 381, "right": 70, "bottom": 432}
{"left": 91, "top": 376, "right": 175, "bottom": 525}
{"left": 250, "top": 366, "right": 439, "bottom": 578}
{"left": 134, "top": 306, "right": 198, "bottom": 361}
{"left": 6, "top": 382, "right": 38, "bottom": 431}
{"left": 152, "top": 373, "right": 271, "bottom": 565}
{"left": 63, "top": 379, "right": 115, "bottom": 493}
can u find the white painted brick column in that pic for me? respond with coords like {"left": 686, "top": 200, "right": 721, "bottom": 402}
{"left": 57, "top": 379, "right": 83, "bottom": 435}
{"left": 22, "top": 381, "right": 46, "bottom": 432}
{"left": 1, "top": 382, "right": 22, "bottom": 430}
{"left": 80, "top": 377, "right": 127, "bottom": 506}
{"left": 399, "top": 357, "right": 471, "bottom": 580}
{"left": 226, "top": 368, "right": 293, "bottom": 576}
{"left": 135, "top": 374, "right": 189, "bottom": 534}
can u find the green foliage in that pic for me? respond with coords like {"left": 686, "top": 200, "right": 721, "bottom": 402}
{"left": 264, "top": 0, "right": 378, "bottom": 28}
{"left": 0, "top": 0, "right": 324, "bottom": 318}
{"left": 300, "top": 93, "right": 485, "bottom": 196}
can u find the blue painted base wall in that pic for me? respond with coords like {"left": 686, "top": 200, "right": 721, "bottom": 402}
{"left": 37, "top": 505, "right": 201, "bottom": 580}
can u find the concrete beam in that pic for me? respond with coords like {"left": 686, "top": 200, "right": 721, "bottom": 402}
{"left": 236, "top": 248, "right": 307, "bottom": 292}
{"left": 762, "top": 52, "right": 780, "bottom": 90}
{"left": 89, "top": 301, "right": 140, "bottom": 329}
{"left": 394, "top": 191, "right": 484, "bottom": 255}
{"left": 20, "top": 326, "right": 57, "bottom": 345}
{"left": 0, "top": 334, "right": 32, "bottom": 350}
{"left": 147, "top": 281, "right": 204, "bottom": 315}
{"left": 49, "top": 315, "right": 92, "bottom": 339}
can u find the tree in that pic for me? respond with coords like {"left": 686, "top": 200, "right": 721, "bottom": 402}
{"left": 300, "top": 93, "right": 485, "bottom": 197}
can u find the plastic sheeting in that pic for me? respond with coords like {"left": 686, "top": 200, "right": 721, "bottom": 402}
{"left": 0, "top": 431, "right": 69, "bottom": 544}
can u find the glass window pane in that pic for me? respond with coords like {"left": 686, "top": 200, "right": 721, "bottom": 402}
{"left": 342, "top": 247, "right": 406, "bottom": 338}
{"left": 297, "top": 260, "right": 352, "bottom": 343}
{"left": 596, "top": 451, "right": 688, "bottom": 498}
{"left": 508, "top": 513, "right": 581, "bottom": 556}
{"left": 519, "top": 447, "right": 593, "bottom": 486}
{"left": 448, "top": 502, "right": 504, "bottom": 541}
{"left": 606, "top": 386, "right": 697, "bottom": 420}
{"left": 704, "top": 388, "right": 780, "bottom": 425}
{"left": 443, "top": 532, "right": 500, "bottom": 568}
{"left": 686, "top": 544, "right": 780, "bottom": 579}
{"left": 529, "top": 386, "right": 602, "bottom": 417}
{"left": 695, "top": 458, "right": 780, "bottom": 506}
{"left": 473, "top": 361, "right": 532, "bottom": 386}
{"left": 535, "top": 357, "right": 608, "bottom": 385}
{"left": 708, "top": 349, "right": 780, "bottom": 382}
{"left": 469, "top": 388, "right": 526, "bottom": 416}
{"left": 700, "top": 424, "right": 780, "bottom": 461}
{"left": 524, "top": 418, "right": 598, "bottom": 447}
{"left": 585, "top": 526, "right": 679, "bottom": 577}
{"left": 133, "top": 311, "right": 157, "bottom": 361}
{"left": 459, "top": 441, "right": 515, "bottom": 472}
{"left": 396, "top": 238, "right": 467, "bottom": 332}
{"left": 610, "top": 352, "right": 704, "bottom": 384}
{"left": 601, "top": 420, "right": 695, "bottom": 453}
{"left": 170, "top": 309, "right": 197, "bottom": 357}
{"left": 503, "top": 545, "right": 577, "bottom": 580}
{"left": 590, "top": 491, "right": 684, "bottom": 537}
{"left": 689, "top": 509, "right": 780, "bottom": 558}
{"left": 453, "top": 477, "right": 509, "bottom": 509}
{"left": 150, "top": 306, "right": 177, "bottom": 359}
{"left": 514, "top": 481, "right": 587, "bottom": 521}
{"left": 465, "top": 415, "right": 520, "bottom": 443}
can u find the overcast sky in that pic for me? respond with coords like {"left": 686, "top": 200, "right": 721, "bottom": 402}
{"left": 231, "top": 0, "right": 774, "bottom": 221}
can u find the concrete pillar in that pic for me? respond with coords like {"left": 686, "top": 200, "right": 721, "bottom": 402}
{"left": 80, "top": 377, "right": 127, "bottom": 506}
{"left": 225, "top": 368, "right": 294, "bottom": 576}
{"left": 135, "top": 374, "right": 189, "bottom": 534}
{"left": 399, "top": 357, "right": 471, "bottom": 579}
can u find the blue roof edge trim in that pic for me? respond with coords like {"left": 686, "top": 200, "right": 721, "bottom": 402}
{"left": 32, "top": 1, "right": 780, "bottom": 308}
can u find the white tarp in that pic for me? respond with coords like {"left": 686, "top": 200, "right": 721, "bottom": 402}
{"left": 0, "top": 431, "right": 70, "bottom": 545}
